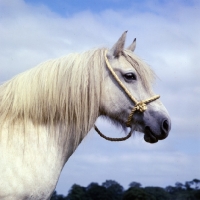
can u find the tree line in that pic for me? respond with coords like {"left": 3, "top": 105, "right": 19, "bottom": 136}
{"left": 51, "top": 178, "right": 200, "bottom": 200}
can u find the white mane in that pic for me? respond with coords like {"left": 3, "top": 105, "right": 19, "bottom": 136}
{"left": 0, "top": 48, "right": 155, "bottom": 146}
{"left": 0, "top": 48, "right": 106, "bottom": 146}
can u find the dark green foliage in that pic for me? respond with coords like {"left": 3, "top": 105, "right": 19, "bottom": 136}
{"left": 165, "top": 180, "right": 200, "bottom": 200}
{"left": 123, "top": 187, "right": 155, "bottom": 200}
{"left": 144, "top": 187, "right": 170, "bottom": 200}
{"left": 173, "top": 190, "right": 198, "bottom": 200}
{"left": 193, "top": 179, "right": 200, "bottom": 190}
{"left": 194, "top": 190, "right": 200, "bottom": 199}
{"left": 175, "top": 182, "right": 185, "bottom": 190}
{"left": 65, "top": 184, "right": 88, "bottom": 200}
{"left": 51, "top": 191, "right": 65, "bottom": 200}
{"left": 185, "top": 181, "right": 194, "bottom": 191}
{"left": 86, "top": 182, "right": 109, "bottom": 200}
{"left": 51, "top": 179, "right": 200, "bottom": 200}
{"left": 129, "top": 181, "right": 142, "bottom": 188}
{"left": 102, "top": 180, "right": 124, "bottom": 200}
{"left": 165, "top": 185, "right": 177, "bottom": 194}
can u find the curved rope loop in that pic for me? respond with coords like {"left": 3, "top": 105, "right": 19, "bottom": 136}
{"left": 94, "top": 125, "right": 132, "bottom": 142}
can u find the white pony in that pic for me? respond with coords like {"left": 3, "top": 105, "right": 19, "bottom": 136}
{"left": 0, "top": 32, "right": 171, "bottom": 199}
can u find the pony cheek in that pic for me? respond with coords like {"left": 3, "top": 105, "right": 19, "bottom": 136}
{"left": 100, "top": 84, "right": 122, "bottom": 113}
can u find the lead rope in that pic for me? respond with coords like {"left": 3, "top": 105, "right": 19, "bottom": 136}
{"left": 94, "top": 125, "right": 132, "bottom": 141}
{"left": 95, "top": 50, "right": 160, "bottom": 141}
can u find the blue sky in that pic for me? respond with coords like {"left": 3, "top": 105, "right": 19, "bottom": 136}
{"left": 0, "top": 0, "right": 200, "bottom": 196}
{"left": 24, "top": 0, "right": 197, "bottom": 17}
{"left": 24, "top": 0, "right": 160, "bottom": 15}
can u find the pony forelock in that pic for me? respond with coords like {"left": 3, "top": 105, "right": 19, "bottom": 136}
{"left": 124, "top": 49, "right": 155, "bottom": 94}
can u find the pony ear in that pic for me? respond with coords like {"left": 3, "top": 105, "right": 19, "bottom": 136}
{"left": 108, "top": 31, "right": 127, "bottom": 58}
{"left": 127, "top": 38, "right": 136, "bottom": 52}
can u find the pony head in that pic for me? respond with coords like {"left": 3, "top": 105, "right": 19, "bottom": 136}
{"left": 100, "top": 31, "right": 171, "bottom": 143}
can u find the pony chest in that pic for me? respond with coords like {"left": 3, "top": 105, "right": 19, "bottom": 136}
{"left": 0, "top": 126, "right": 66, "bottom": 199}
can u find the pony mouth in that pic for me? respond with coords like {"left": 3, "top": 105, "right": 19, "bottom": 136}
{"left": 144, "top": 126, "right": 158, "bottom": 144}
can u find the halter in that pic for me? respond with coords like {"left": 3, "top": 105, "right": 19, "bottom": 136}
{"left": 95, "top": 50, "right": 160, "bottom": 141}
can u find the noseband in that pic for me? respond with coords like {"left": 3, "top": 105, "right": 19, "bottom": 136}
{"left": 94, "top": 50, "right": 160, "bottom": 141}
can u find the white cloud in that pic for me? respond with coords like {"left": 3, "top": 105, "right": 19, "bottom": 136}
{"left": 0, "top": 0, "right": 199, "bottom": 195}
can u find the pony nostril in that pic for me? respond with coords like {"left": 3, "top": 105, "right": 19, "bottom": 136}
{"left": 162, "top": 120, "right": 170, "bottom": 133}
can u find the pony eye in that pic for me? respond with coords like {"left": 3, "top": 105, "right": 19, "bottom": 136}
{"left": 124, "top": 73, "right": 137, "bottom": 81}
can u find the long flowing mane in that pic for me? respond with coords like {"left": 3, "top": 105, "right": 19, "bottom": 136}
{"left": 0, "top": 48, "right": 155, "bottom": 145}
{"left": 0, "top": 48, "right": 106, "bottom": 145}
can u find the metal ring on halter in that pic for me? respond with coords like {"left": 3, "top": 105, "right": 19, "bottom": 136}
{"left": 94, "top": 50, "right": 160, "bottom": 142}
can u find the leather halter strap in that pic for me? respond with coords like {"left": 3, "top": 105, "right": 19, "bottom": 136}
{"left": 95, "top": 50, "right": 160, "bottom": 141}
